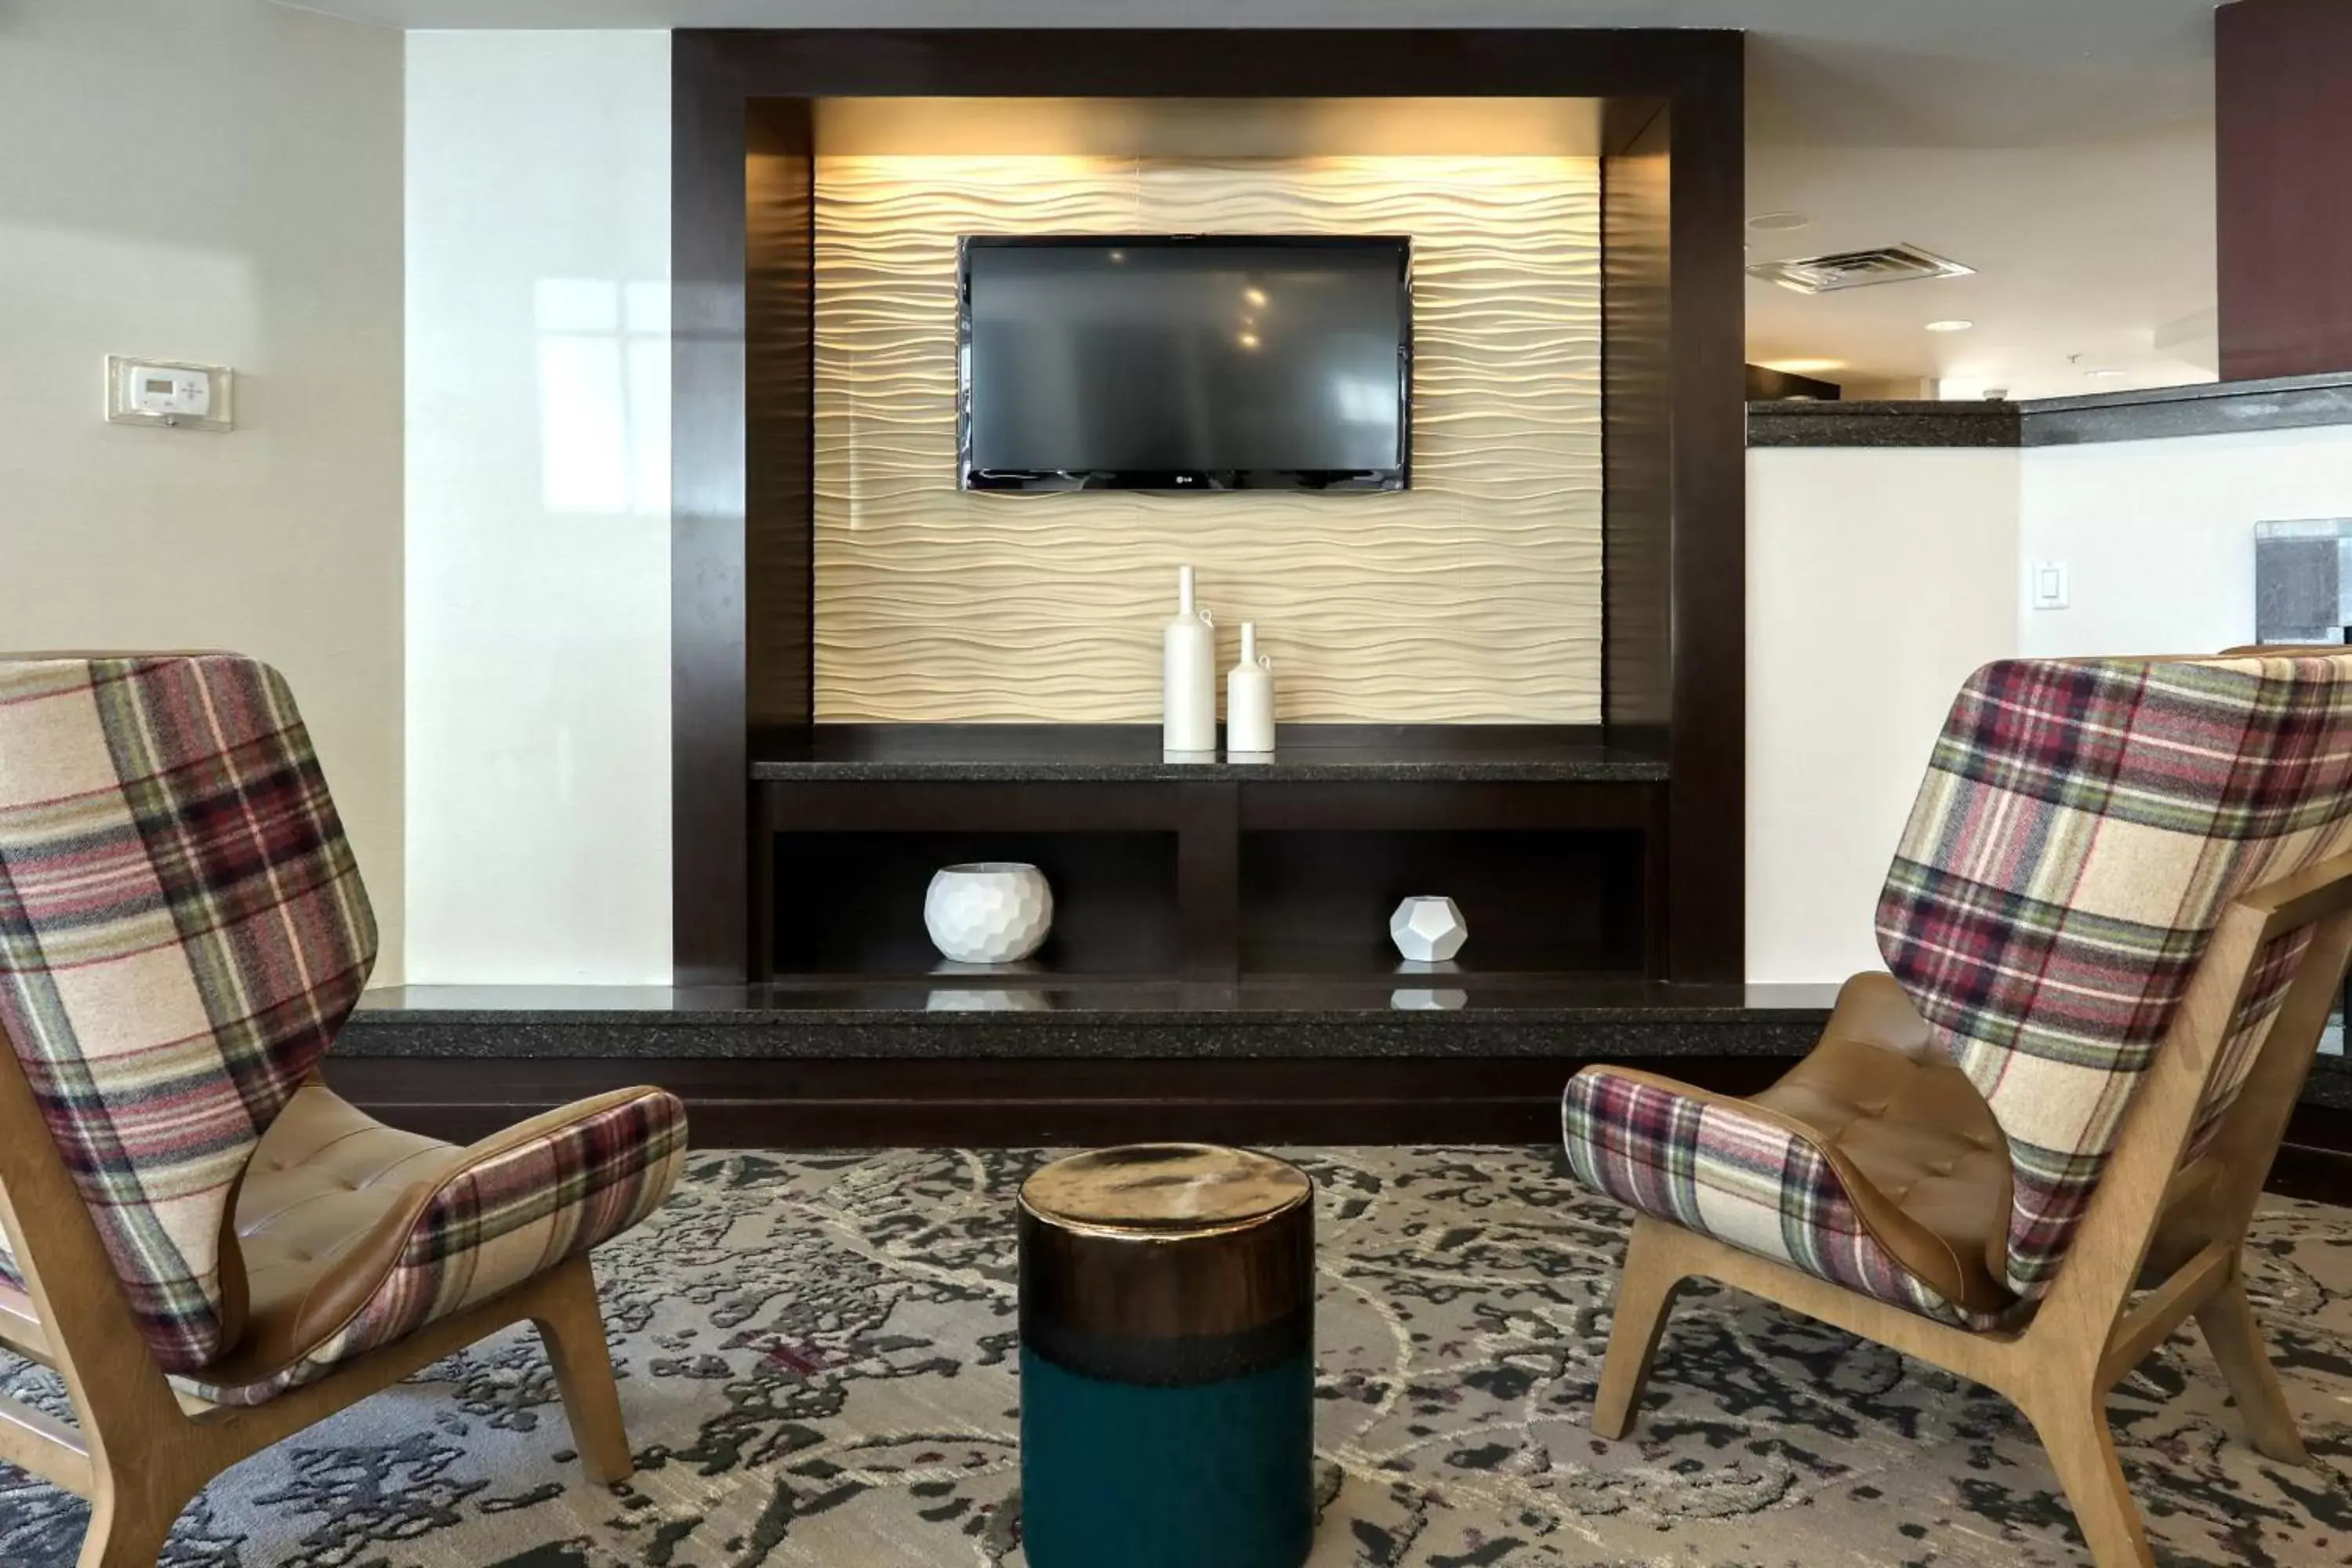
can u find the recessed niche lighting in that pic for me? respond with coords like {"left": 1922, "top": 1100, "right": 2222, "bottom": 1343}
{"left": 1762, "top": 357, "right": 1845, "bottom": 375}
{"left": 1747, "top": 211, "right": 1811, "bottom": 232}
{"left": 1925, "top": 319, "right": 1973, "bottom": 333}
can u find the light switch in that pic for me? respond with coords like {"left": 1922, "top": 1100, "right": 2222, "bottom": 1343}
{"left": 2030, "top": 560, "right": 2071, "bottom": 611}
{"left": 105, "top": 355, "right": 234, "bottom": 432}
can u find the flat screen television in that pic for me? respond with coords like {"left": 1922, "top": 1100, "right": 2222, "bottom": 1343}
{"left": 958, "top": 235, "right": 1412, "bottom": 492}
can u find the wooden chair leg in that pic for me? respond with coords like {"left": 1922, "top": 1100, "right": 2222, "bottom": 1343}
{"left": 530, "top": 1255, "right": 636, "bottom": 1486}
{"left": 2024, "top": 1388, "right": 2154, "bottom": 1568}
{"left": 2193, "top": 1270, "right": 2312, "bottom": 1465}
{"left": 78, "top": 1480, "right": 194, "bottom": 1568}
{"left": 1592, "top": 1218, "right": 1690, "bottom": 1440}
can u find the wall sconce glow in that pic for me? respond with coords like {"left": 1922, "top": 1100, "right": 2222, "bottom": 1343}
{"left": 1760, "top": 358, "right": 1845, "bottom": 375}
{"left": 1924, "top": 319, "right": 1973, "bottom": 333}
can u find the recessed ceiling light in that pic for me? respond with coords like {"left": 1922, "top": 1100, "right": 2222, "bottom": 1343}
{"left": 1925, "top": 319, "right": 1973, "bottom": 333}
{"left": 2084, "top": 368, "right": 2126, "bottom": 378}
{"left": 1746, "top": 211, "right": 1811, "bottom": 232}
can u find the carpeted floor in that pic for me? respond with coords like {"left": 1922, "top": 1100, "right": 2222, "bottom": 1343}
{"left": 4, "top": 1145, "right": 2349, "bottom": 1566}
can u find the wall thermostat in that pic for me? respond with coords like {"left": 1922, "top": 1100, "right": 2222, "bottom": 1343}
{"left": 105, "top": 355, "right": 234, "bottom": 432}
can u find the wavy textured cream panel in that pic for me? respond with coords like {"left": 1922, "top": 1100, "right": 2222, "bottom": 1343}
{"left": 813, "top": 154, "right": 1601, "bottom": 722}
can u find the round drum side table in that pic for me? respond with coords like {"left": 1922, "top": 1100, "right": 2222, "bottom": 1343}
{"left": 1018, "top": 1143, "right": 1316, "bottom": 1568}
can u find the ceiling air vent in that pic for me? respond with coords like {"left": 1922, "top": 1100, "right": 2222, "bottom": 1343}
{"left": 1746, "top": 243, "right": 1975, "bottom": 295}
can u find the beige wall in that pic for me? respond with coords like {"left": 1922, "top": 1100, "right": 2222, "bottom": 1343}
{"left": 0, "top": 2, "right": 407, "bottom": 978}
{"left": 813, "top": 154, "right": 1602, "bottom": 723}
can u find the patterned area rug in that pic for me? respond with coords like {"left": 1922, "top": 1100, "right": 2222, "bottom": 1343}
{"left": 4, "top": 1146, "right": 2350, "bottom": 1566}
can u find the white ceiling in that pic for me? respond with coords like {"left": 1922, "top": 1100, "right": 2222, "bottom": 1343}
{"left": 283, "top": 0, "right": 2227, "bottom": 398}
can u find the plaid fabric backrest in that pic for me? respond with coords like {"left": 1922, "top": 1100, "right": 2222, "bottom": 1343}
{"left": 1876, "top": 653, "right": 2352, "bottom": 1301}
{"left": 0, "top": 655, "right": 375, "bottom": 1370}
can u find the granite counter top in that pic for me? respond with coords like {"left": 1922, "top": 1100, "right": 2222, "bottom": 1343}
{"left": 343, "top": 979, "right": 1835, "bottom": 1060}
{"left": 336, "top": 983, "right": 2350, "bottom": 1117}
{"left": 1748, "top": 368, "right": 2352, "bottom": 448}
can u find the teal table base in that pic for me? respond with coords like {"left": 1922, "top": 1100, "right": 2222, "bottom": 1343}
{"left": 1020, "top": 1345, "right": 1314, "bottom": 1568}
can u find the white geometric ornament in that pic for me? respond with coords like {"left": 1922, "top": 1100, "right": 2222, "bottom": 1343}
{"left": 1388, "top": 895, "right": 1468, "bottom": 963}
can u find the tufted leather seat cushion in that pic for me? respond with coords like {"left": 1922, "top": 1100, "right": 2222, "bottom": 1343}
{"left": 222, "top": 1084, "right": 464, "bottom": 1381}
{"left": 172, "top": 1078, "right": 686, "bottom": 1406}
{"left": 1749, "top": 974, "right": 2013, "bottom": 1315}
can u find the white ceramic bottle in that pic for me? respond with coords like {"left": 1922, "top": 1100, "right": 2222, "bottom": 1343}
{"left": 1162, "top": 565, "right": 1218, "bottom": 757}
{"left": 1227, "top": 622, "right": 1276, "bottom": 760}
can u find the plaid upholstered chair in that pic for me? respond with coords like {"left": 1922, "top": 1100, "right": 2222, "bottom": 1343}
{"left": 1563, "top": 652, "right": 2352, "bottom": 1568}
{"left": 0, "top": 655, "right": 688, "bottom": 1568}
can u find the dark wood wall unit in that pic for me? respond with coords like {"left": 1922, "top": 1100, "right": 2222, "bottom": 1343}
{"left": 670, "top": 35, "right": 758, "bottom": 985}
{"left": 744, "top": 100, "right": 817, "bottom": 732}
{"left": 1744, "top": 365, "right": 1840, "bottom": 401}
{"left": 1178, "top": 782, "right": 1242, "bottom": 980}
{"left": 1599, "top": 104, "right": 1673, "bottom": 735}
{"left": 1661, "top": 62, "right": 1748, "bottom": 985}
{"left": 692, "top": 27, "right": 1739, "bottom": 100}
{"left": 674, "top": 28, "right": 1750, "bottom": 985}
{"left": 2217, "top": 0, "right": 2352, "bottom": 381}
{"left": 1599, "top": 70, "right": 1747, "bottom": 983}
{"left": 751, "top": 764, "right": 1671, "bottom": 984}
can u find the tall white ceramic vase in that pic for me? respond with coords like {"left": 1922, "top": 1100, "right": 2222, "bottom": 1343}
{"left": 1227, "top": 622, "right": 1276, "bottom": 759}
{"left": 1163, "top": 564, "right": 1218, "bottom": 757}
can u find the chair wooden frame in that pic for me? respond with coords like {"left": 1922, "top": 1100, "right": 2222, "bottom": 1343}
{"left": 0, "top": 1034, "right": 637, "bottom": 1568}
{"left": 1592, "top": 848, "right": 2352, "bottom": 1568}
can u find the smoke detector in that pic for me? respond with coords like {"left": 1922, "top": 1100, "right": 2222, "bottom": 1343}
{"left": 1747, "top": 243, "right": 1976, "bottom": 295}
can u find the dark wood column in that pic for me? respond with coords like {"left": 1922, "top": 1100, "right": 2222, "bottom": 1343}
{"left": 2217, "top": 0, "right": 2352, "bottom": 380}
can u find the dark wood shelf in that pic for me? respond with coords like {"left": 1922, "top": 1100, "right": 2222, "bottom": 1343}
{"left": 1239, "top": 956, "right": 1642, "bottom": 985}
{"left": 760, "top": 967, "right": 1173, "bottom": 989}
{"left": 757, "top": 772, "right": 1663, "bottom": 985}
{"left": 750, "top": 723, "right": 1670, "bottom": 783}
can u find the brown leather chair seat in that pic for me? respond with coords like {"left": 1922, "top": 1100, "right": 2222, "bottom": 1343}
{"left": 1749, "top": 974, "right": 2016, "bottom": 1316}
{"left": 202, "top": 1087, "right": 463, "bottom": 1388}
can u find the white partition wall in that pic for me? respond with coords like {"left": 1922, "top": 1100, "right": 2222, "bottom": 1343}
{"left": 1745, "top": 447, "right": 2022, "bottom": 984}
{"left": 404, "top": 31, "right": 675, "bottom": 985}
{"left": 1747, "top": 419, "right": 2352, "bottom": 984}
{"left": 2019, "top": 425, "right": 2352, "bottom": 657}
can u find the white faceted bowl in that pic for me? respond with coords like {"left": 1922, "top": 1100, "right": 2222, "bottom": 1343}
{"left": 924, "top": 862, "right": 1054, "bottom": 964}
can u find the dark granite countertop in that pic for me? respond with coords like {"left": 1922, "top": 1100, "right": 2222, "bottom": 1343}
{"left": 342, "top": 978, "right": 1836, "bottom": 1060}
{"left": 1748, "top": 369, "right": 2352, "bottom": 449}
{"left": 2303, "top": 1049, "right": 2352, "bottom": 1111}
{"left": 749, "top": 724, "right": 1671, "bottom": 783}
{"left": 1747, "top": 398, "right": 2020, "bottom": 448}
{"left": 336, "top": 985, "right": 2350, "bottom": 1116}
